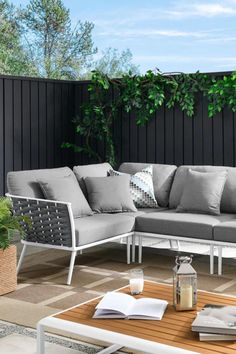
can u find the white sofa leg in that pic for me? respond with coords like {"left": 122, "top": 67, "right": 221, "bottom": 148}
{"left": 218, "top": 246, "right": 223, "bottom": 276}
{"left": 132, "top": 234, "right": 136, "bottom": 262}
{"left": 169, "top": 240, "right": 174, "bottom": 248}
{"left": 210, "top": 244, "right": 214, "bottom": 275}
{"left": 169, "top": 240, "right": 180, "bottom": 250}
{"left": 127, "top": 236, "right": 131, "bottom": 264}
{"left": 17, "top": 244, "right": 27, "bottom": 275}
{"left": 67, "top": 251, "right": 77, "bottom": 285}
{"left": 138, "top": 235, "right": 142, "bottom": 264}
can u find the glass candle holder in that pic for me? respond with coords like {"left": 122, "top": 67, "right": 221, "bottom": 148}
{"left": 129, "top": 269, "right": 144, "bottom": 295}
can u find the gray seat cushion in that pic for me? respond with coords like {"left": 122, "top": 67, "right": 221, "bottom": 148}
{"left": 74, "top": 214, "right": 135, "bottom": 246}
{"left": 120, "top": 208, "right": 167, "bottom": 218}
{"left": 169, "top": 165, "right": 236, "bottom": 213}
{"left": 135, "top": 210, "right": 236, "bottom": 240}
{"left": 119, "top": 163, "right": 177, "bottom": 207}
{"left": 7, "top": 167, "right": 73, "bottom": 198}
{"left": 214, "top": 220, "right": 236, "bottom": 242}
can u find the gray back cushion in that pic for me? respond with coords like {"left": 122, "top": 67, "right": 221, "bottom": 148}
{"left": 176, "top": 169, "right": 228, "bottom": 215}
{"left": 118, "top": 163, "right": 177, "bottom": 207}
{"left": 84, "top": 175, "right": 137, "bottom": 213}
{"left": 169, "top": 165, "right": 236, "bottom": 213}
{"left": 7, "top": 167, "right": 73, "bottom": 198}
{"left": 73, "top": 162, "right": 112, "bottom": 197}
{"left": 38, "top": 174, "right": 93, "bottom": 218}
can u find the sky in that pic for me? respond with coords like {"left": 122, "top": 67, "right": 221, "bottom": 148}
{"left": 11, "top": 0, "right": 236, "bottom": 74}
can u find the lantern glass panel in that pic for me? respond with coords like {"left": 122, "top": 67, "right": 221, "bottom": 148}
{"left": 173, "top": 256, "right": 197, "bottom": 311}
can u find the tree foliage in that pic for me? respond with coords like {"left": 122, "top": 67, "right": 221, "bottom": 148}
{"left": 0, "top": 0, "right": 35, "bottom": 76}
{"left": 90, "top": 47, "right": 139, "bottom": 78}
{"left": 20, "top": 0, "right": 97, "bottom": 79}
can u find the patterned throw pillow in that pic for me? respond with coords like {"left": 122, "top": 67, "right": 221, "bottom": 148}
{"left": 109, "top": 165, "right": 159, "bottom": 208}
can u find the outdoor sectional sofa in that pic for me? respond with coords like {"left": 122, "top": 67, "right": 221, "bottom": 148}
{"left": 6, "top": 162, "right": 236, "bottom": 285}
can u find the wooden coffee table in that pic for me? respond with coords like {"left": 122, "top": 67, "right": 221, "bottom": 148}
{"left": 37, "top": 281, "right": 236, "bottom": 354}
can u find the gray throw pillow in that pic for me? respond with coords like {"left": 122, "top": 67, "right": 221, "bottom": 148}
{"left": 38, "top": 174, "right": 93, "bottom": 218}
{"left": 73, "top": 162, "right": 112, "bottom": 197}
{"left": 84, "top": 175, "right": 137, "bottom": 213}
{"left": 176, "top": 169, "right": 228, "bottom": 215}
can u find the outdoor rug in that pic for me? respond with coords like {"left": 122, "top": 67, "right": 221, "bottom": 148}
{"left": 0, "top": 320, "right": 124, "bottom": 354}
{"left": 1, "top": 240, "right": 236, "bottom": 352}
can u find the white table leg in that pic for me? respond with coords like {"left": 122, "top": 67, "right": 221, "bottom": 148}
{"left": 98, "top": 344, "right": 123, "bottom": 354}
{"left": 37, "top": 323, "right": 45, "bottom": 354}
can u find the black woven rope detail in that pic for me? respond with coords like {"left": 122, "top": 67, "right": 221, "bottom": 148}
{"left": 12, "top": 197, "right": 72, "bottom": 247}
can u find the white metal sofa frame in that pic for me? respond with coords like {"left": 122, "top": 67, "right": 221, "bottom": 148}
{"left": 7, "top": 194, "right": 134, "bottom": 285}
{"left": 9, "top": 193, "right": 226, "bottom": 284}
{"left": 134, "top": 232, "right": 225, "bottom": 276}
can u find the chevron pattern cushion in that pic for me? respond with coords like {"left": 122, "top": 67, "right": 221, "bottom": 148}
{"left": 109, "top": 165, "right": 159, "bottom": 208}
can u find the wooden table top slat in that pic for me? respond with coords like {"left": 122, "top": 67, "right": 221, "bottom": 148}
{"left": 54, "top": 281, "right": 236, "bottom": 354}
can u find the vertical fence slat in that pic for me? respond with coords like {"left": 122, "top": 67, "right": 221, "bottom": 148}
{"left": 202, "top": 96, "right": 213, "bottom": 165}
{"left": 155, "top": 106, "right": 165, "bottom": 163}
{"left": 223, "top": 107, "right": 234, "bottom": 166}
{"left": 113, "top": 87, "right": 122, "bottom": 167}
{"left": 67, "top": 83, "right": 74, "bottom": 167}
{"left": 22, "top": 80, "right": 31, "bottom": 170}
{"left": 121, "top": 110, "right": 130, "bottom": 162}
{"left": 147, "top": 114, "right": 156, "bottom": 163}
{"left": 38, "top": 82, "right": 47, "bottom": 169}
{"left": 129, "top": 112, "right": 138, "bottom": 163}
{"left": 73, "top": 83, "right": 82, "bottom": 166}
{"left": 61, "top": 83, "right": 69, "bottom": 166}
{"left": 30, "top": 81, "right": 39, "bottom": 169}
{"left": 213, "top": 112, "right": 223, "bottom": 166}
{"left": 174, "top": 107, "right": 184, "bottom": 165}
{"left": 183, "top": 113, "right": 193, "bottom": 165}
{"left": 54, "top": 83, "right": 62, "bottom": 167}
{"left": 46, "top": 82, "right": 54, "bottom": 168}
{"left": 13, "top": 80, "right": 22, "bottom": 171}
{"left": 138, "top": 124, "right": 147, "bottom": 162}
{"left": 165, "top": 107, "right": 174, "bottom": 164}
{"left": 193, "top": 93, "right": 203, "bottom": 165}
{"left": 4, "top": 79, "right": 13, "bottom": 189}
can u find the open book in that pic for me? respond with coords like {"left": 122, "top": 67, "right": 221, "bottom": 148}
{"left": 93, "top": 292, "right": 168, "bottom": 320}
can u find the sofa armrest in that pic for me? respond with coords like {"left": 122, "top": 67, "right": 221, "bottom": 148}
{"left": 6, "top": 194, "right": 76, "bottom": 249}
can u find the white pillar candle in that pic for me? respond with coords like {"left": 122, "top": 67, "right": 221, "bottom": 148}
{"left": 130, "top": 278, "right": 144, "bottom": 294}
{"left": 180, "top": 285, "right": 193, "bottom": 309}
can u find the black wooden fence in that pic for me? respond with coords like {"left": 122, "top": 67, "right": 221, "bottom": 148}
{"left": 73, "top": 71, "right": 236, "bottom": 168}
{"left": 0, "top": 71, "right": 235, "bottom": 195}
{"left": 0, "top": 75, "right": 75, "bottom": 195}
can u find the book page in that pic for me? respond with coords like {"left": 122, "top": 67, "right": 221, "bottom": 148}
{"left": 128, "top": 298, "right": 168, "bottom": 319}
{"left": 95, "top": 292, "right": 136, "bottom": 316}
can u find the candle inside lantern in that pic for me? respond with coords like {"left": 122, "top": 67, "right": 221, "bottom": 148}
{"left": 129, "top": 269, "right": 144, "bottom": 295}
{"left": 180, "top": 285, "right": 193, "bottom": 309}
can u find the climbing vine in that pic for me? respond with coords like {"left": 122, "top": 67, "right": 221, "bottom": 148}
{"left": 62, "top": 70, "right": 236, "bottom": 166}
